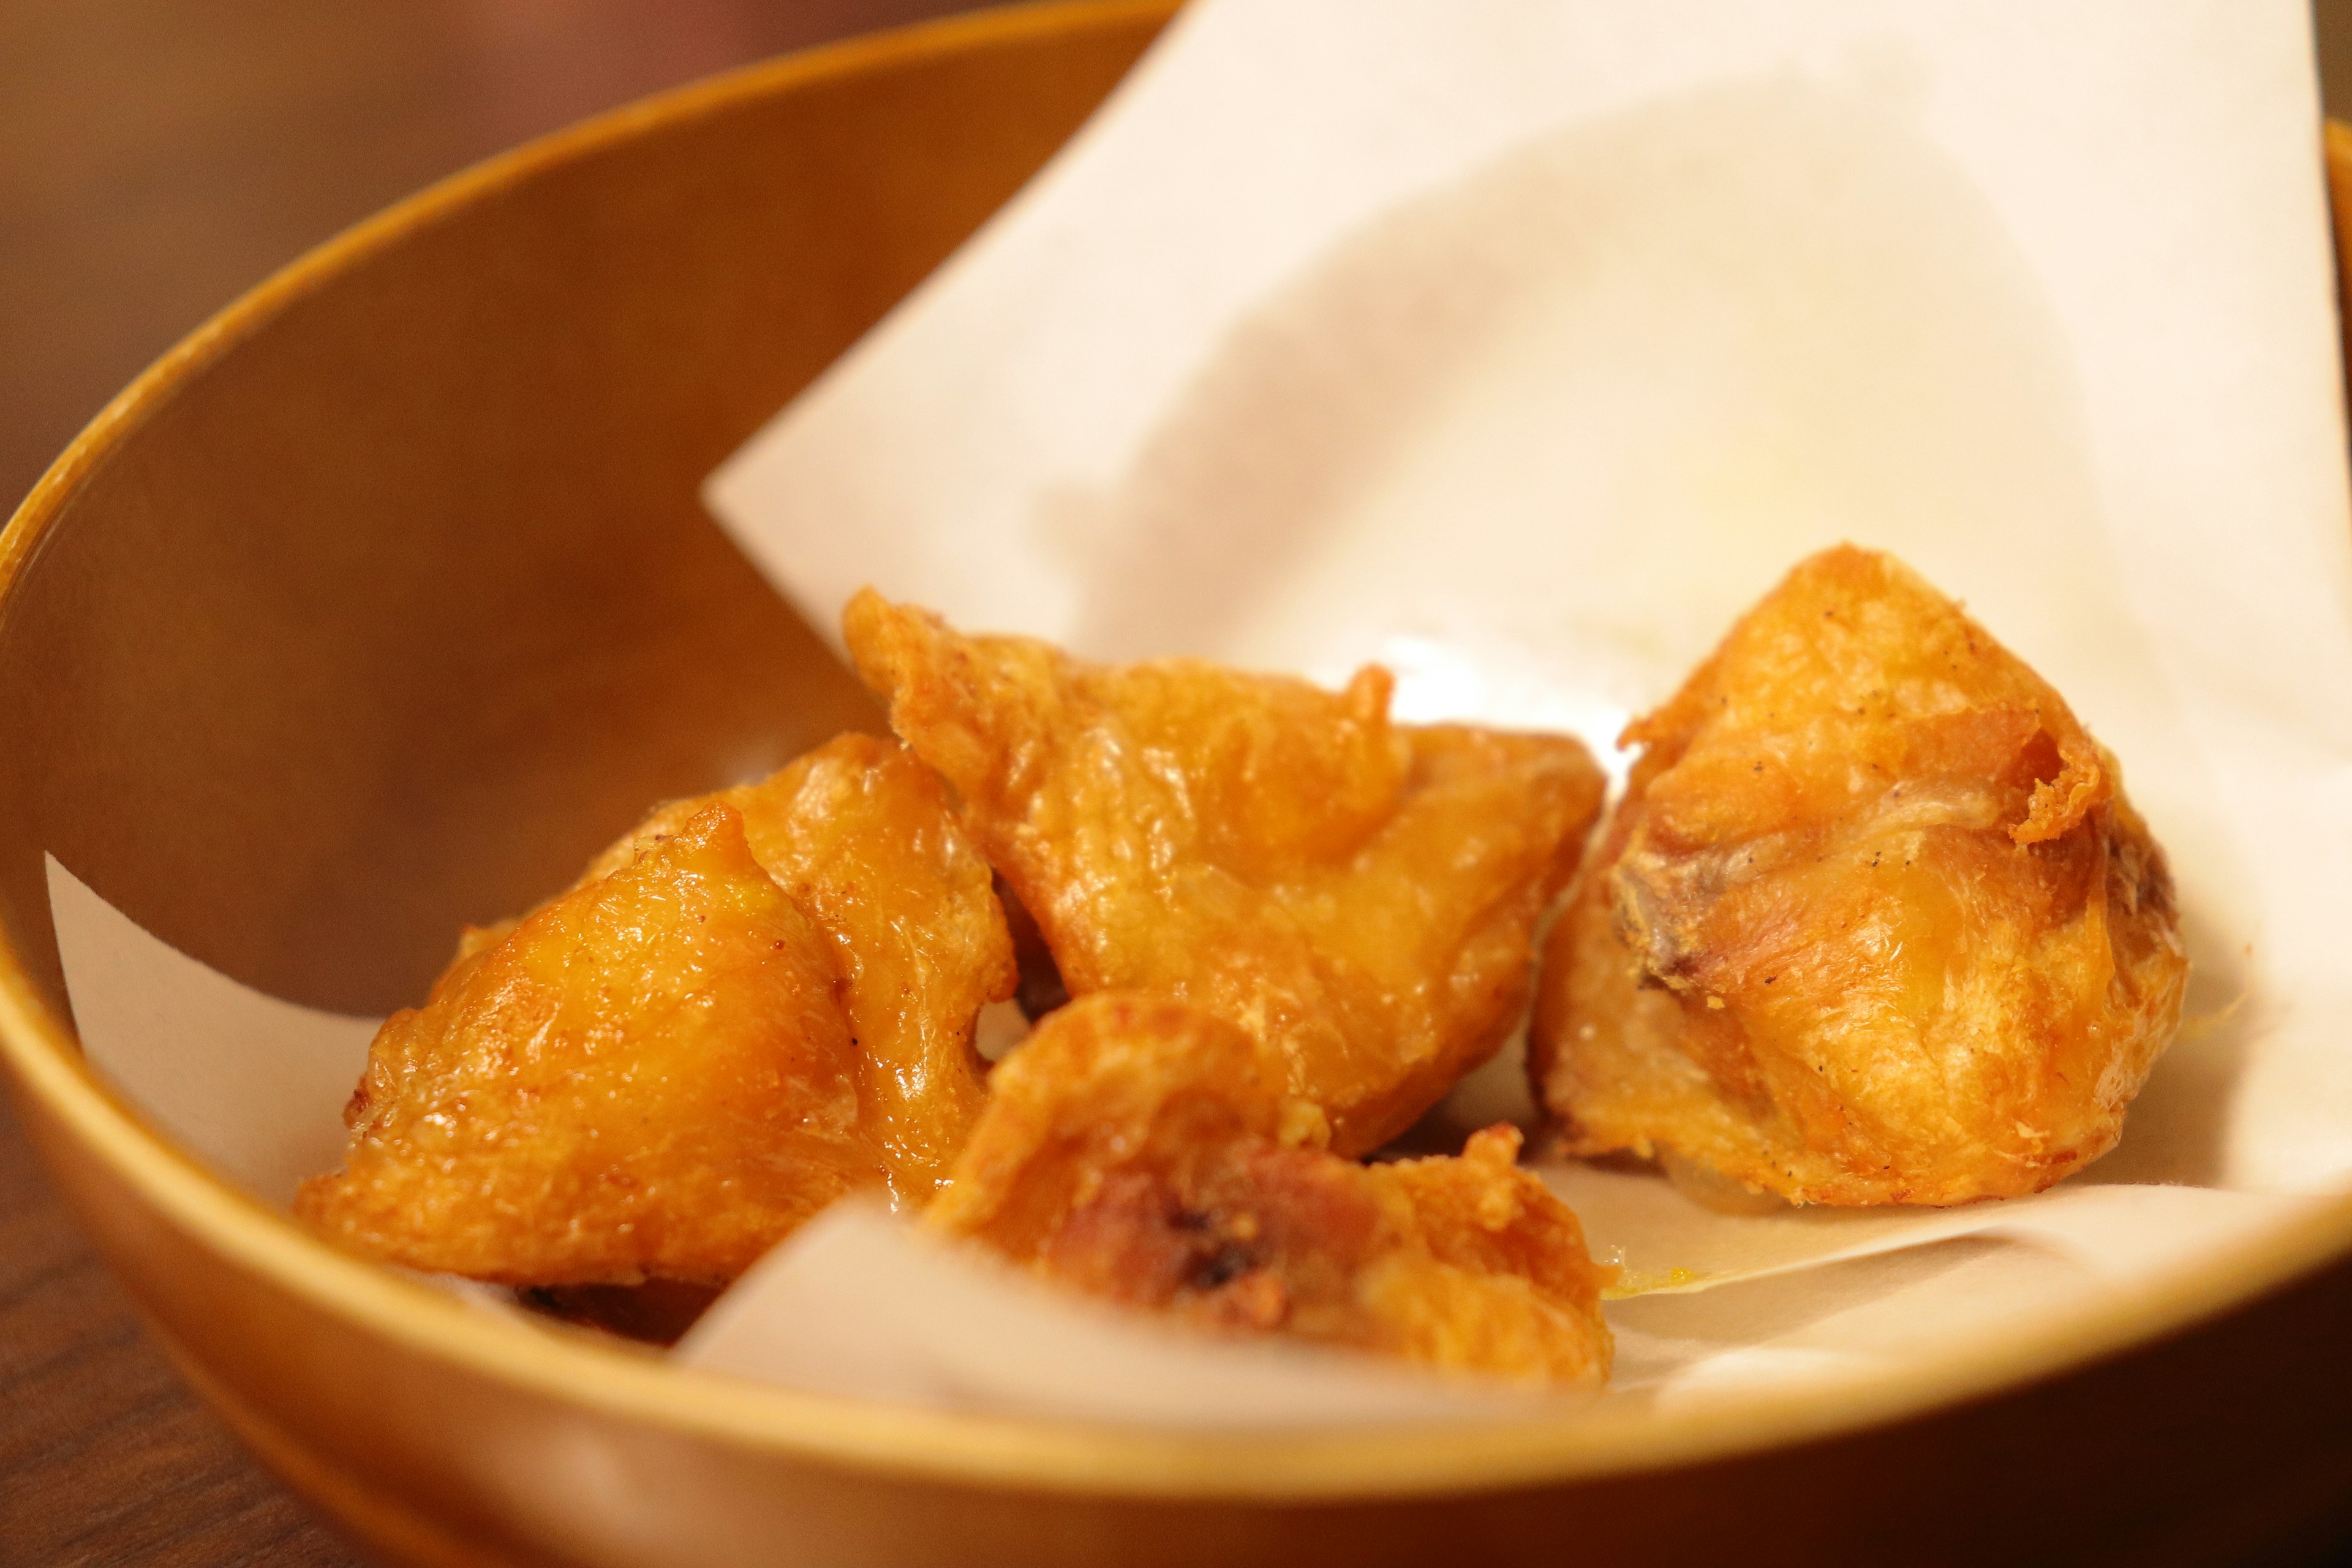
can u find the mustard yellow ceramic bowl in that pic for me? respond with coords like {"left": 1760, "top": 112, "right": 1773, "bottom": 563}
{"left": 6, "top": 6, "right": 2352, "bottom": 1563}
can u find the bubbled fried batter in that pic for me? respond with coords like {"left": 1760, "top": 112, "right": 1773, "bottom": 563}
{"left": 930, "top": 993, "right": 1613, "bottom": 1385}
{"left": 843, "top": 592, "right": 1607, "bottom": 1156}
{"left": 579, "top": 733, "right": 1014, "bottom": 1200}
{"left": 296, "top": 735, "right": 1014, "bottom": 1285}
{"left": 295, "top": 803, "right": 875, "bottom": 1284}
{"left": 1530, "top": 546, "right": 2188, "bottom": 1206}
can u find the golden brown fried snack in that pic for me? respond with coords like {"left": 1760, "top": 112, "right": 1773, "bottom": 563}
{"left": 296, "top": 803, "right": 876, "bottom": 1284}
{"left": 297, "top": 735, "right": 1014, "bottom": 1284}
{"left": 1530, "top": 546, "right": 2187, "bottom": 1205}
{"left": 844, "top": 592, "right": 1607, "bottom": 1156}
{"left": 578, "top": 733, "right": 1014, "bottom": 1199}
{"left": 930, "top": 992, "right": 1613, "bottom": 1385}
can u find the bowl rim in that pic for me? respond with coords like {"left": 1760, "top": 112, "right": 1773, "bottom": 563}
{"left": 5, "top": 0, "right": 2352, "bottom": 1505}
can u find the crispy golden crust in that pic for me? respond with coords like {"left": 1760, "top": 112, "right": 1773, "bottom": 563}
{"left": 930, "top": 993, "right": 1613, "bottom": 1386}
{"left": 296, "top": 736, "right": 1015, "bottom": 1284}
{"left": 295, "top": 803, "right": 875, "bottom": 1284}
{"left": 843, "top": 592, "right": 1607, "bottom": 1156}
{"left": 1529, "top": 546, "right": 2187, "bottom": 1205}
{"left": 589, "top": 734, "right": 1016, "bottom": 1200}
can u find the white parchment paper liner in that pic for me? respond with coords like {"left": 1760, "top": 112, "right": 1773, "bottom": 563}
{"left": 45, "top": 0, "right": 2352, "bottom": 1425}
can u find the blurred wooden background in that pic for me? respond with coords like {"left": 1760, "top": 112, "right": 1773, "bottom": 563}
{"left": 5, "top": 2, "right": 2352, "bottom": 1564}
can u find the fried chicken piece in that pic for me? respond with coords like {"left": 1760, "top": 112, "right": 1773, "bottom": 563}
{"left": 843, "top": 592, "right": 1608, "bottom": 1156}
{"left": 930, "top": 992, "right": 1613, "bottom": 1385}
{"left": 295, "top": 803, "right": 875, "bottom": 1284}
{"left": 576, "top": 734, "right": 1014, "bottom": 1199}
{"left": 1530, "top": 546, "right": 2188, "bottom": 1206}
{"left": 296, "top": 736, "right": 1014, "bottom": 1284}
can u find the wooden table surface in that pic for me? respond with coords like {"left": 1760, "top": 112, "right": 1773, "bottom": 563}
{"left": 7, "top": 4, "right": 2352, "bottom": 1566}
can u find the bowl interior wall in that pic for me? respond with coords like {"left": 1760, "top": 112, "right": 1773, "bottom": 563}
{"left": 0, "top": 14, "right": 1161, "bottom": 1019}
